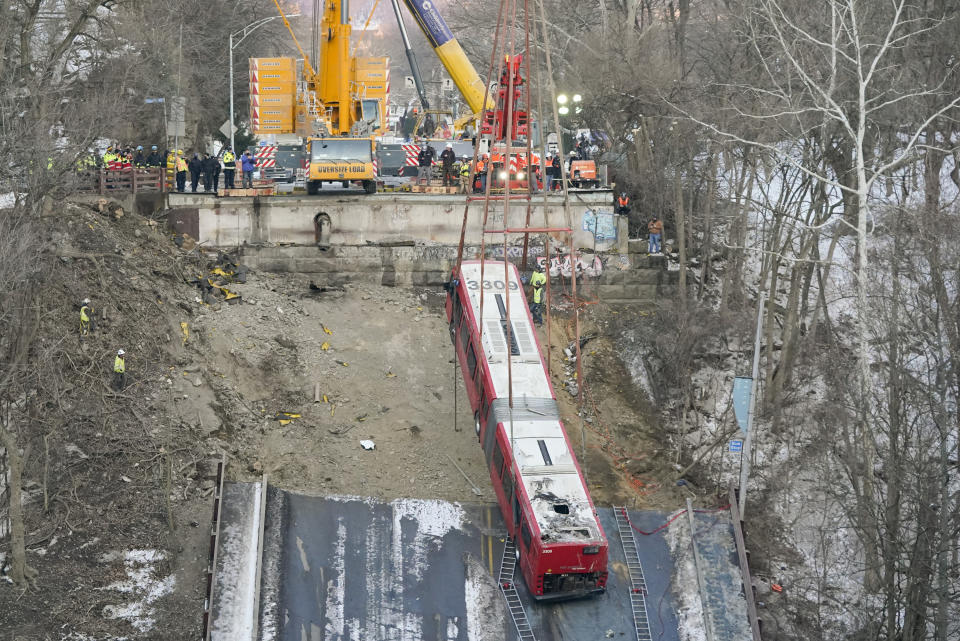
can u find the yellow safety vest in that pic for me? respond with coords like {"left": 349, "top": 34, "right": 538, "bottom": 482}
{"left": 114, "top": 356, "right": 125, "bottom": 373}
{"left": 530, "top": 271, "right": 546, "bottom": 304}
{"left": 223, "top": 151, "right": 235, "bottom": 168}
{"left": 80, "top": 305, "right": 90, "bottom": 322}
{"left": 176, "top": 157, "right": 188, "bottom": 172}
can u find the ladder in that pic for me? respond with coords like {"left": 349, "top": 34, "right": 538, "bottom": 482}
{"left": 614, "top": 506, "right": 653, "bottom": 641}
{"left": 498, "top": 538, "right": 537, "bottom": 641}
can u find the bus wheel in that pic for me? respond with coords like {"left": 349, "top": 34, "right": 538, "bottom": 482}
{"left": 307, "top": 180, "right": 319, "bottom": 195}
{"left": 362, "top": 180, "right": 377, "bottom": 194}
{"left": 474, "top": 411, "right": 481, "bottom": 437}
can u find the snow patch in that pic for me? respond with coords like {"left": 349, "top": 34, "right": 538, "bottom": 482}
{"left": 324, "top": 520, "right": 347, "bottom": 639}
{"left": 99, "top": 549, "right": 175, "bottom": 633}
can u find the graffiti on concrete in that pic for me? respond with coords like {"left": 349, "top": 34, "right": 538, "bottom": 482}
{"left": 582, "top": 209, "right": 617, "bottom": 240}
{"left": 536, "top": 251, "right": 604, "bottom": 278}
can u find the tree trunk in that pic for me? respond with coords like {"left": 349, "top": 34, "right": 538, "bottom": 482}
{"left": 697, "top": 151, "right": 716, "bottom": 301}
{"left": 0, "top": 407, "right": 36, "bottom": 587}
{"left": 675, "top": 173, "right": 686, "bottom": 308}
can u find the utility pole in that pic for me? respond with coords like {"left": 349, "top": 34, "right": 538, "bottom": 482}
{"left": 738, "top": 291, "right": 765, "bottom": 517}
{"left": 174, "top": 23, "right": 182, "bottom": 156}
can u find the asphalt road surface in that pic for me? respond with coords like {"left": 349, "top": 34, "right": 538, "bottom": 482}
{"left": 251, "top": 487, "right": 681, "bottom": 641}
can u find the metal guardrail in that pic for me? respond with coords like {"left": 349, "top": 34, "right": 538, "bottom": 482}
{"left": 202, "top": 455, "right": 227, "bottom": 641}
{"left": 729, "top": 484, "right": 763, "bottom": 640}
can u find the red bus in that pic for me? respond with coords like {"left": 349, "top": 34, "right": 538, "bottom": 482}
{"left": 445, "top": 260, "right": 609, "bottom": 601}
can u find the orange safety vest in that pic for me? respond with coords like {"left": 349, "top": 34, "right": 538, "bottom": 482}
{"left": 476, "top": 159, "right": 486, "bottom": 172}
{"left": 618, "top": 196, "right": 630, "bottom": 207}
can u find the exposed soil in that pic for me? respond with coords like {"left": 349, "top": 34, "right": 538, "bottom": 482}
{"left": 0, "top": 197, "right": 683, "bottom": 640}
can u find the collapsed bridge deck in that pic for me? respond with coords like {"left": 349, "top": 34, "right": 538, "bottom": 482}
{"left": 209, "top": 484, "right": 683, "bottom": 641}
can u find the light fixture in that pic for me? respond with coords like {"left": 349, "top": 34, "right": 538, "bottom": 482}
{"left": 558, "top": 106, "right": 569, "bottom": 115}
{"left": 557, "top": 94, "right": 568, "bottom": 105}
{"left": 572, "top": 94, "right": 582, "bottom": 102}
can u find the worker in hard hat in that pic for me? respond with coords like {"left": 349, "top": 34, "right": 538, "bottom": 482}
{"left": 113, "top": 349, "right": 127, "bottom": 390}
{"left": 79, "top": 298, "right": 95, "bottom": 337}
{"left": 440, "top": 143, "right": 457, "bottom": 187}
{"left": 458, "top": 156, "right": 472, "bottom": 194}
{"left": 529, "top": 263, "right": 547, "bottom": 327}
{"left": 175, "top": 151, "right": 188, "bottom": 193}
{"left": 146, "top": 145, "right": 163, "bottom": 167}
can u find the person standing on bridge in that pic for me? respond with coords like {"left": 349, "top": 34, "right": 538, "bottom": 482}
{"left": 458, "top": 156, "right": 471, "bottom": 194}
{"left": 175, "top": 152, "right": 188, "bottom": 193}
{"left": 201, "top": 153, "right": 215, "bottom": 192}
{"left": 241, "top": 151, "right": 255, "bottom": 189}
{"left": 222, "top": 147, "right": 236, "bottom": 189}
{"left": 146, "top": 145, "right": 162, "bottom": 167}
{"left": 416, "top": 143, "right": 435, "bottom": 185}
{"left": 440, "top": 143, "right": 457, "bottom": 187}
{"left": 529, "top": 263, "right": 547, "bottom": 327}
{"left": 188, "top": 153, "right": 203, "bottom": 193}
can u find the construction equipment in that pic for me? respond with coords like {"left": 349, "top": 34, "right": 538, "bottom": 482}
{"left": 399, "top": 0, "right": 494, "bottom": 117}
{"left": 391, "top": 0, "right": 494, "bottom": 138}
{"left": 568, "top": 159, "right": 599, "bottom": 189}
{"left": 269, "top": 0, "right": 386, "bottom": 194}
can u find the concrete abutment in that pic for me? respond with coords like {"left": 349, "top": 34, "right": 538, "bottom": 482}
{"left": 165, "top": 192, "right": 672, "bottom": 302}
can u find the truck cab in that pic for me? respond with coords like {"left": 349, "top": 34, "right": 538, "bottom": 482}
{"left": 305, "top": 137, "right": 377, "bottom": 194}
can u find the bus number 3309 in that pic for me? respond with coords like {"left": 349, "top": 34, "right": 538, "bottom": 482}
{"left": 465, "top": 279, "right": 520, "bottom": 291}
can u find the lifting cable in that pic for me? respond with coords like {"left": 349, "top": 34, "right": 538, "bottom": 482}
{"left": 450, "top": 0, "right": 587, "bottom": 477}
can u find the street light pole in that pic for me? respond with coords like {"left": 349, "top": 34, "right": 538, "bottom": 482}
{"left": 738, "top": 291, "right": 766, "bottom": 517}
{"left": 229, "top": 14, "right": 301, "bottom": 152}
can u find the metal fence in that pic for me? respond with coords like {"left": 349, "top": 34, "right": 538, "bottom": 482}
{"left": 77, "top": 168, "right": 168, "bottom": 195}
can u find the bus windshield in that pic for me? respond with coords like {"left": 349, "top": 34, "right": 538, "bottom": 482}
{"left": 310, "top": 139, "right": 372, "bottom": 163}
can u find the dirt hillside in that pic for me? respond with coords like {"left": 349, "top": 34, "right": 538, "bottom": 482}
{"left": 0, "top": 198, "right": 676, "bottom": 640}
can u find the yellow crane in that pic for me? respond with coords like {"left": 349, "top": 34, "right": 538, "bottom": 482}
{"left": 271, "top": 0, "right": 386, "bottom": 193}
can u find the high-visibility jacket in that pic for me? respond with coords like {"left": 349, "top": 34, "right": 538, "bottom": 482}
{"left": 530, "top": 271, "right": 547, "bottom": 304}
{"left": 114, "top": 356, "right": 125, "bottom": 373}
{"left": 222, "top": 151, "right": 236, "bottom": 169}
{"left": 618, "top": 196, "right": 630, "bottom": 207}
{"left": 80, "top": 305, "right": 91, "bottom": 323}
{"left": 459, "top": 163, "right": 471, "bottom": 177}
{"left": 175, "top": 157, "right": 188, "bottom": 172}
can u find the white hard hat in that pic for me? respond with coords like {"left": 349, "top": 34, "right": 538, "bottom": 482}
{"left": 82, "top": 298, "right": 90, "bottom": 305}
{"left": 117, "top": 349, "right": 125, "bottom": 356}
{"left": 446, "top": 143, "right": 453, "bottom": 148}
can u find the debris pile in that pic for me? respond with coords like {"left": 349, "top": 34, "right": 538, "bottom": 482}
{"left": 188, "top": 252, "right": 249, "bottom": 305}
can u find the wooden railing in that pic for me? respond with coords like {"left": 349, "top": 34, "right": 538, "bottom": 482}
{"left": 78, "top": 168, "right": 167, "bottom": 195}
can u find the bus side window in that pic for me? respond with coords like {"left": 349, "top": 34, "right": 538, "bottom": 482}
{"left": 477, "top": 380, "right": 484, "bottom": 405}
{"left": 460, "top": 320, "right": 470, "bottom": 352}
{"left": 452, "top": 289, "right": 463, "bottom": 325}
{"left": 481, "top": 395, "right": 489, "bottom": 424}
{"left": 513, "top": 490, "right": 521, "bottom": 529}
{"left": 503, "top": 467, "right": 514, "bottom": 505}
{"left": 492, "top": 441, "right": 504, "bottom": 478}
{"left": 466, "top": 343, "right": 477, "bottom": 379}
{"left": 521, "top": 520, "right": 532, "bottom": 550}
